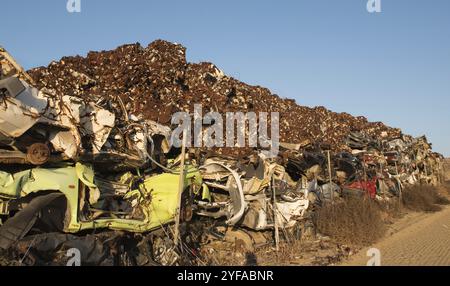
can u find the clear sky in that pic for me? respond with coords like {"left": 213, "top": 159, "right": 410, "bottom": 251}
{"left": 2, "top": 0, "right": 449, "bottom": 156}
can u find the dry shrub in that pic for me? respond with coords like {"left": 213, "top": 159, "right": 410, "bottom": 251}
{"left": 314, "top": 197, "right": 386, "bottom": 246}
{"left": 442, "top": 181, "right": 450, "bottom": 195}
{"left": 378, "top": 199, "right": 403, "bottom": 220}
{"left": 401, "top": 185, "right": 449, "bottom": 212}
{"left": 255, "top": 240, "right": 304, "bottom": 266}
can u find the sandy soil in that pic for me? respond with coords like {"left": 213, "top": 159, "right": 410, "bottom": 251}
{"left": 340, "top": 204, "right": 450, "bottom": 266}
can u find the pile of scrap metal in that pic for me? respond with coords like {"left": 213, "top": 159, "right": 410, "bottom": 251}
{"left": 27, "top": 40, "right": 402, "bottom": 155}
{"left": 0, "top": 51, "right": 332, "bottom": 263}
{"left": 194, "top": 152, "right": 314, "bottom": 252}
{"left": 331, "top": 132, "right": 445, "bottom": 201}
{"left": 1, "top": 46, "right": 172, "bottom": 170}
{"left": 184, "top": 132, "right": 445, "bottom": 258}
{"left": 0, "top": 47, "right": 202, "bottom": 266}
{"left": 0, "top": 45, "right": 445, "bottom": 266}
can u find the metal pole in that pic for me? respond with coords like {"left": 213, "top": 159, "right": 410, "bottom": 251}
{"left": 174, "top": 130, "right": 187, "bottom": 247}
{"left": 272, "top": 179, "right": 280, "bottom": 252}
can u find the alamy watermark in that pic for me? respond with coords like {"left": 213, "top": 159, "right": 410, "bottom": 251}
{"left": 66, "top": 248, "right": 81, "bottom": 266}
{"left": 367, "top": 0, "right": 382, "bottom": 13}
{"left": 65, "top": 1, "right": 380, "bottom": 15}
{"left": 367, "top": 248, "right": 381, "bottom": 266}
{"left": 170, "top": 104, "right": 280, "bottom": 158}
{"left": 67, "top": 0, "right": 81, "bottom": 13}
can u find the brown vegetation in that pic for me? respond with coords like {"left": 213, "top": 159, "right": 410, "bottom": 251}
{"left": 313, "top": 197, "right": 386, "bottom": 246}
{"left": 401, "top": 185, "right": 449, "bottom": 212}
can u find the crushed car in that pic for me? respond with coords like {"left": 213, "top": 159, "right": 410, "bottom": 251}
{"left": 1, "top": 47, "right": 171, "bottom": 170}
{"left": 0, "top": 162, "right": 202, "bottom": 247}
{"left": 0, "top": 162, "right": 204, "bottom": 265}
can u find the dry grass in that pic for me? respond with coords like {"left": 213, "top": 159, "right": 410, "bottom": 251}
{"left": 254, "top": 239, "right": 350, "bottom": 266}
{"left": 378, "top": 199, "right": 403, "bottom": 221}
{"left": 254, "top": 240, "right": 304, "bottom": 265}
{"left": 313, "top": 196, "right": 386, "bottom": 247}
{"left": 401, "top": 185, "right": 449, "bottom": 212}
{"left": 444, "top": 159, "right": 450, "bottom": 181}
{"left": 441, "top": 181, "right": 450, "bottom": 195}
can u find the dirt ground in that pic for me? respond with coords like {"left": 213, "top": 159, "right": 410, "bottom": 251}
{"left": 340, "top": 204, "right": 450, "bottom": 266}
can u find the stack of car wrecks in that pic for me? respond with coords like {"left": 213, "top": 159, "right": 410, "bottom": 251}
{"left": 0, "top": 43, "right": 445, "bottom": 266}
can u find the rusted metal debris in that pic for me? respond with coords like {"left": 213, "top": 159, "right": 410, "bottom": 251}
{"left": 0, "top": 42, "right": 445, "bottom": 266}
{"left": 27, "top": 40, "right": 401, "bottom": 156}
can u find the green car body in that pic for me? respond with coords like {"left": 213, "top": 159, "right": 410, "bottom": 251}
{"left": 0, "top": 163, "right": 203, "bottom": 233}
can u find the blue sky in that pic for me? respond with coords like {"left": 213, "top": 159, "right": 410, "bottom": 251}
{"left": 2, "top": 0, "right": 449, "bottom": 156}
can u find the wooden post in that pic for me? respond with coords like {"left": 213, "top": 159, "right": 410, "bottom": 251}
{"left": 361, "top": 154, "right": 368, "bottom": 196}
{"left": 327, "top": 150, "right": 333, "bottom": 200}
{"left": 395, "top": 161, "right": 402, "bottom": 206}
{"left": 173, "top": 130, "right": 187, "bottom": 247}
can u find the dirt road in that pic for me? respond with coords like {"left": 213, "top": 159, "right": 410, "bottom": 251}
{"left": 341, "top": 205, "right": 450, "bottom": 266}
